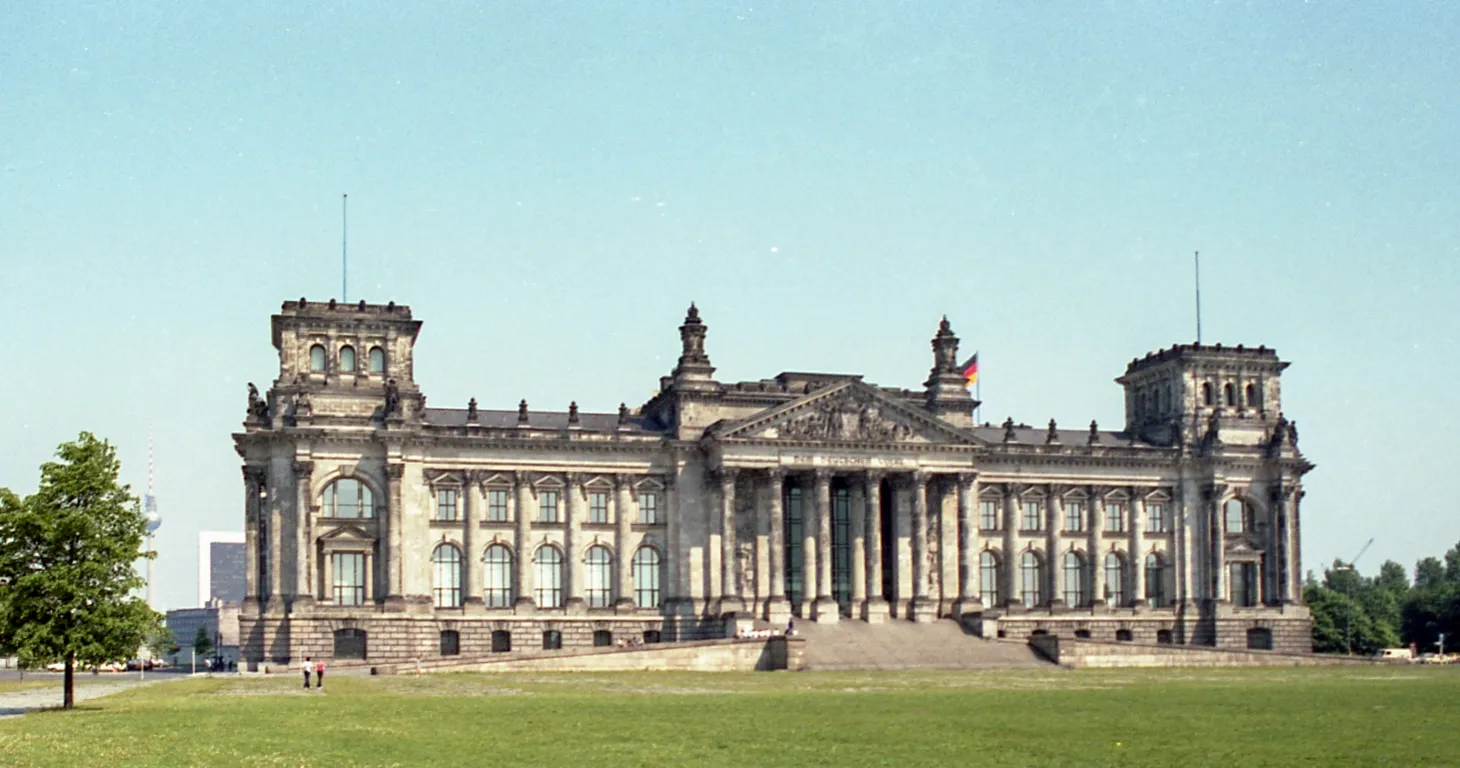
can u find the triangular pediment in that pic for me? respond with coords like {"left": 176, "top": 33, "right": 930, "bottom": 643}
{"left": 320, "top": 524, "right": 375, "bottom": 541}
{"left": 712, "top": 380, "right": 980, "bottom": 446}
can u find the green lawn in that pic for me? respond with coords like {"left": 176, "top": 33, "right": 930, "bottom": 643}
{"left": 0, "top": 667, "right": 1455, "bottom": 767}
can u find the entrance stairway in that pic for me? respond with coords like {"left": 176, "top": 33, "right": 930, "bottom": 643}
{"left": 793, "top": 619, "right": 1049, "bottom": 670}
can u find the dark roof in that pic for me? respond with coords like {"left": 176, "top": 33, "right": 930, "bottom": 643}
{"left": 969, "top": 425, "right": 1150, "bottom": 448}
{"left": 1124, "top": 343, "right": 1283, "bottom": 376}
{"left": 422, "top": 408, "right": 661, "bottom": 433}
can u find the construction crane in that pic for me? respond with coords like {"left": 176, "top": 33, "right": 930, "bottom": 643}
{"left": 1347, "top": 538, "right": 1374, "bottom": 570}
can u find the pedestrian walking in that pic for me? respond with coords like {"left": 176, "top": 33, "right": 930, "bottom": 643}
{"left": 301, "top": 656, "right": 312, "bottom": 689}
{"left": 315, "top": 659, "right": 325, "bottom": 690}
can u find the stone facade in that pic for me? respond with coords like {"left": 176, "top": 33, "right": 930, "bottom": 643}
{"left": 235, "top": 299, "right": 1315, "bottom": 668}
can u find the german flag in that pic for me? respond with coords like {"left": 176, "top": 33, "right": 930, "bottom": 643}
{"left": 960, "top": 353, "right": 978, "bottom": 388}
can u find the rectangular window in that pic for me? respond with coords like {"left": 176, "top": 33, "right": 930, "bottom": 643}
{"left": 1147, "top": 503, "right": 1168, "bottom": 533}
{"left": 1230, "top": 562, "right": 1259, "bottom": 607}
{"left": 637, "top": 492, "right": 659, "bottom": 524}
{"left": 1105, "top": 502, "right": 1127, "bottom": 533}
{"left": 979, "top": 500, "right": 1000, "bottom": 531}
{"left": 486, "top": 489, "right": 509, "bottom": 522}
{"left": 1063, "top": 501, "right": 1084, "bottom": 532}
{"left": 1021, "top": 501, "right": 1042, "bottom": 531}
{"left": 331, "top": 552, "right": 365, "bottom": 606}
{"left": 435, "top": 489, "right": 459, "bottom": 521}
{"left": 588, "top": 491, "right": 609, "bottom": 524}
{"left": 538, "top": 490, "right": 560, "bottom": 523}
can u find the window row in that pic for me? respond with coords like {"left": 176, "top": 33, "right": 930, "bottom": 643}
{"left": 433, "top": 488, "right": 662, "bottom": 524}
{"left": 978, "top": 499, "right": 1172, "bottom": 534}
{"left": 428, "top": 543, "right": 663, "bottom": 610}
{"left": 977, "top": 550, "right": 1170, "bottom": 609}
{"left": 308, "top": 343, "right": 386, "bottom": 374}
{"left": 1201, "top": 380, "right": 1262, "bottom": 410}
{"left": 317, "top": 479, "right": 662, "bottom": 524}
{"left": 333, "top": 627, "right": 665, "bottom": 660}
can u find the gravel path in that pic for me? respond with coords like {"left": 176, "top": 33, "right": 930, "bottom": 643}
{"left": 0, "top": 677, "right": 168, "bottom": 719}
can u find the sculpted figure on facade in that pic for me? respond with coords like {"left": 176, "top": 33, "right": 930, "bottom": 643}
{"left": 246, "top": 382, "right": 268, "bottom": 421}
{"left": 780, "top": 396, "right": 913, "bottom": 442}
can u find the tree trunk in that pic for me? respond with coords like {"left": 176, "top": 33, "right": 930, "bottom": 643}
{"left": 63, "top": 652, "right": 74, "bottom": 710}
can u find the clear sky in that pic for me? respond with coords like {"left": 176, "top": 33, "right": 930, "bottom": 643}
{"left": 2, "top": 2, "right": 1457, "bottom": 611}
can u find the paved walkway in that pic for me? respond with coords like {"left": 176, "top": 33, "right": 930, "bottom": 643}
{"left": 0, "top": 677, "right": 167, "bottom": 719}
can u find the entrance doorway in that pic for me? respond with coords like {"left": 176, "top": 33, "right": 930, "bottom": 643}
{"left": 880, "top": 477, "right": 896, "bottom": 604}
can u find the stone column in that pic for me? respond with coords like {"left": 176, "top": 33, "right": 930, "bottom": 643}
{"left": 862, "top": 471, "right": 888, "bottom": 623}
{"left": 1272, "top": 487, "right": 1291, "bottom": 603}
{"left": 1131, "top": 494, "right": 1147, "bottom": 609}
{"left": 893, "top": 477, "right": 912, "bottom": 615}
{"left": 765, "top": 469, "right": 789, "bottom": 623}
{"left": 849, "top": 479, "right": 867, "bottom": 618}
{"left": 812, "top": 470, "right": 839, "bottom": 622}
{"left": 322, "top": 550, "right": 334, "bottom": 603}
{"left": 242, "top": 468, "right": 262, "bottom": 613}
{"left": 1211, "top": 487, "right": 1227, "bottom": 602}
{"left": 718, "top": 468, "right": 743, "bottom": 614}
{"left": 1002, "top": 487, "right": 1019, "bottom": 609}
{"left": 614, "top": 475, "right": 635, "bottom": 612}
{"left": 564, "top": 473, "right": 586, "bottom": 614}
{"left": 951, "top": 472, "right": 980, "bottom": 616}
{"left": 1290, "top": 490, "right": 1305, "bottom": 603}
{"left": 910, "top": 471, "right": 936, "bottom": 622}
{"left": 513, "top": 471, "right": 535, "bottom": 609}
{"left": 1046, "top": 490, "right": 1064, "bottom": 609}
{"left": 292, "top": 461, "right": 314, "bottom": 609}
{"left": 800, "top": 475, "right": 818, "bottom": 617}
{"left": 385, "top": 463, "right": 405, "bottom": 608}
{"left": 1089, "top": 491, "right": 1105, "bottom": 610}
{"left": 267, "top": 475, "right": 284, "bottom": 613}
{"left": 463, "top": 472, "right": 483, "bottom": 607}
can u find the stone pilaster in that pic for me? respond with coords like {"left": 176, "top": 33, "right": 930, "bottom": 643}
{"left": 613, "top": 474, "right": 635, "bottom": 612}
{"left": 910, "top": 471, "right": 936, "bottom": 622}
{"left": 1002, "top": 486, "right": 1019, "bottom": 609}
{"left": 801, "top": 475, "right": 818, "bottom": 617}
{"left": 1272, "top": 486, "right": 1293, "bottom": 603}
{"left": 385, "top": 463, "right": 405, "bottom": 609}
{"left": 849, "top": 479, "right": 867, "bottom": 618}
{"left": 463, "top": 471, "right": 483, "bottom": 608}
{"left": 861, "top": 471, "right": 888, "bottom": 623}
{"left": 812, "top": 470, "right": 839, "bottom": 623}
{"left": 765, "top": 469, "right": 789, "bottom": 623}
{"left": 292, "top": 460, "right": 315, "bottom": 610}
{"left": 1089, "top": 491, "right": 1105, "bottom": 610}
{"left": 564, "top": 473, "right": 586, "bottom": 614}
{"left": 242, "top": 467, "right": 264, "bottom": 614}
{"left": 514, "top": 471, "right": 536, "bottom": 609}
{"left": 1210, "top": 484, "right": 1228, "bottom": 602}
{"left": 267, "top": 466, "right": 284, "bottom": 615}
{"left": 1046, "top": 489, "right": 1064, "bottom": 610}
{"left": 718, "top": 468, "right": 743, "bottom": 614}
{"left": 1131, "top": 494, "right": 1147, "bottom": 610}
{"left": 1291, "top": 490, "right": 1305, "bottom": 604}
{"left": 951, "top": 472, "right": 980, "bottom": 616}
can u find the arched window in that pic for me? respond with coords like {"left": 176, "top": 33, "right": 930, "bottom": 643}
{"left": 1061, "top": 552, "right": 1087, "bottom": 606}
{"left": 585, "top": 545, "right": 613, "bottom": 608}
{"left": 1019, "top": 551, "right": 1044, "bottom": 608}
{"left": 432, "top": 544, "right": 462, "bottom": 608}
{"left": 979, "top": 550, "right": 1001, "bottom": 605}
{"left": 322, "top": 478, "right": 374, "bottom": 519}
{"left": 1224, "top": 499, "right": 1248, "bottom": 534}
{"left": 1245, "top": 383, "right": 1259, "bottom": 408}
{"left": 1074, "top": 629, "right": 1091, "bottom": 639}
{"left": 1104, "top": 552, "right": 1126, "bottom": 607}
{"left": 483, "top": 544, "right": 514, "bottom": 608}
{"left": 1201, "top": 382, "right": 1213, "bottom": 406}
{"left": 534, "top": 545, "right": 563, "bottom": 608}
{"left": 339, "top": 345, "right": 356, "bottom": 373}
{"left": 632, "top": 547, "right": 662, "bottom": 608}
{"left": 1145, "top": 553, "right": 1167, "bottom": 608}
{"left": 439, "top": 630, "right": 460, "bottom": 656}
{"left": 368, "top": 346, "right": 385, "bottom": 374}
{"left": 334, "top": 628, "right": 367, "bottom": 660}
{"left": 1223, "top": 383, "right": 1236, "bottom": 407}
{"left": 309, "top": 344, "right": 327, "bottom": 373}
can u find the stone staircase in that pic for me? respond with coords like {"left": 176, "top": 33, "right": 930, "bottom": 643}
{"left": 794, "top": 619, "right": 1050, "bottom": 670}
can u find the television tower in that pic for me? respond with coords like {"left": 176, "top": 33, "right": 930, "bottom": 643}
{"left": 144, "top": 430, "right": 162, "bottom": 610}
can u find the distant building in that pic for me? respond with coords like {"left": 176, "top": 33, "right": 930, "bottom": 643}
{"left": 235, "top": 300, "right": 1315, "bottom": 667}
{"left": 199, "top": 531, "right": 245, "bottom": 606}
{"left": 166, "top": 601, "right": 240, "bottom": 667}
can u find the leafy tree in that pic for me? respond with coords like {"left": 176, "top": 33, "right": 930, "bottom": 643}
{"left": 1445, "top": 542, "right": 1460, "bottom": 583}
{"left": 0, "top": 433, "right": 163, "bottom": 709}
{"left": 1415, "top": 558, "right": 1446, "bottom": 591}
{"left": 192, "top": 626, "right": 214, "bottom": 659}
{"left": 1375, "top": 560, "right": 1410, "bottom": 596}
{"left": 149, "top": 627, "right": 180, "bottom": 661}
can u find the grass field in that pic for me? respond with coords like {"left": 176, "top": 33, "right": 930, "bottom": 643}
{"left": 0, "top": 667, "right": 1455, "bottom": 767}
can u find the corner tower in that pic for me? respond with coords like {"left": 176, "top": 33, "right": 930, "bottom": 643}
{"left": 923, "top": 316, "right": 977, "bottom": 428}
{"left": 1117, "top": 343, "right": 1289, "bottom": 448}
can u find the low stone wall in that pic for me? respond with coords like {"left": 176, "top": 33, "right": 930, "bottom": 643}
{"left": 1032, "top": 636, "right": 1375, "bottom": 669}
{"left": 370, "top": 637, "right": 805, "bottom": 674}
{"left": 984, "top": 607, "right": 1312, "bottom": 655}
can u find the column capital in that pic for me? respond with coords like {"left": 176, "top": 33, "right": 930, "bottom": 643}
{"left": 956, "top": 471, "right": 978, "bottom": 488}
{"left": 242, "top": 466, "right": 266, "bottom": 485}
{"left": 1202, "top": 482, "right": 1228, "bottom": 501}
{"left": 614, "top": 473, "right": 634, "bottom": 490}
{"left": 911, "top": 470, "right": 929, "bottom": 489}
{"left": 565, "top": 472, "right": 582, "bottom": 489}
{"left": 863, "top": 468, "right": 886, "bottom": 483}
{"left": 812, "top": 468, "right": 832, "bottom": 486}
{"left": 513, "top": 469, "right": 532, "bottom": 488}
{"left": 718, "top": 467, "right": 740, "bottom": 486}
{"left": 764, "top": 467, "right": 785, "bottom": 484}
{"left": 293, "top": 460, "right": 314, "bottom": 477}
{"left": 386, "top": 463, "right": 405, "bottom": 480}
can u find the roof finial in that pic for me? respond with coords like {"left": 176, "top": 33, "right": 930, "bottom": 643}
{"left": 1046, "top": 419, "right": 1060, "bottom": 444}
{"left": 467, "top": 397, "right": 478, "bottom": 422}
{"left": 618, "top": 403, "right": 630, "bottom": 427}
{"left": 517, "top": 399, "right": 529, "bottom": 425}
{"left": 568, "top": 401, "right": 580, "bottom": 425}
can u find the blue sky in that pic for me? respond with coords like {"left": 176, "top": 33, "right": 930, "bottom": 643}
{"left": 2, "top": 2, "right": 1457, "bottom": 611}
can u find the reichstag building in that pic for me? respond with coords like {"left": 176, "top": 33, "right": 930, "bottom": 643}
{"left": 235, "top": 299, "right": 1314, "bottom": 666}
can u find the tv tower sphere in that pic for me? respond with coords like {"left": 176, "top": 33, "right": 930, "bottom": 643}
{"left": 145, "top": 495, "right": 162, "bottom": 534}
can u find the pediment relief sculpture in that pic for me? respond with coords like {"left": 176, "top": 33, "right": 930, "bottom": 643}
{"left": 771, "top": 396, "right": 922, "bottom": 443}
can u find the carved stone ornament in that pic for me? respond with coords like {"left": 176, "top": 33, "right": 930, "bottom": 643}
{"left": 778, "top": 395, "right": 915, "bottom": 442}
{"left": 246, "top": 382, "right": 269, "bottom": 421}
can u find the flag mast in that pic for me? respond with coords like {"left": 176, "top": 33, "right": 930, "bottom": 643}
{"left": 1194, "top": 250, "right": 1202, "bottom": 344}
{"left": 342, "top": 194, "right": 349, "bottom": 303}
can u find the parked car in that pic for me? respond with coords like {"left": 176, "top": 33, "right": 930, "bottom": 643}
{"left": 1376, "top": 648, "right": 1414, "bottom": 663}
